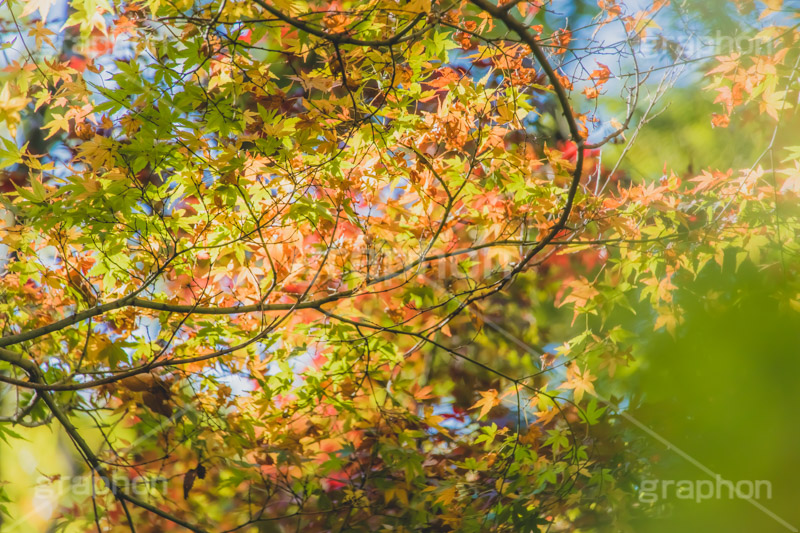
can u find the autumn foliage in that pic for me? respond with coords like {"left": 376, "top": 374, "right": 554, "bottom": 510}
{"left": 0, "top": 0, "right": 799, "bottom": 531}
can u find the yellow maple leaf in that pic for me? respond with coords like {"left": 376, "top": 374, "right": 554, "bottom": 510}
{"left": 44, "top": 113, "right": 70, "bottom": 140}
{"left": 435, "top": 486, "right": 457, "bottom": 506}
{"left": 21, "top": 0, "right": 58, "bottom": 23}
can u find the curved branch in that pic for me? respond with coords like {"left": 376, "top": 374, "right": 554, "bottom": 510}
{"left": 468, "top": 0, "right": 585, "bottom": 282}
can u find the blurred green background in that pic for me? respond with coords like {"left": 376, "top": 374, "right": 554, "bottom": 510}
{"left": 621, "top": 259, "right": 800, "bottom": 533}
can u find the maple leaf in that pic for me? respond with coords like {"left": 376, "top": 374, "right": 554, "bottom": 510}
{"left": 28, "top": 21, "right": 57, "bottom": 49}
{"left": 689, "top": 169, "right": 728, "bottom": 193}
{"left": 560, "top": 364, "right": 597, "bottom": 403}
{"left": 761, "top": 89, "right": 790, "bottom": 121}
{"left": 519, "top": 423, "right": 542, "bottom": 447}
{"left": 552, "top": 29, "right": 572, "bottom": 54}
{"left": 44, "top": 113, "right": 70, "bottom": 139}
{"left": 413, "top": 384, "right": 434, "bottom": 401}
{"left": 74, "top": 135, "right": 115, "bottom": 169}
{"left": 710, "top": 113, "right": 730, "bottom": 128}
{"left": 535, "top": 407, "right": 558, "bottom": 425}
{"left": 713, "top": 85, "right": 743, "bottom": 114}
{"left": 589, "top": 63, "right": 611, "bottom": 86}
{"left": 470, "top": 389, "right": 499, "bottom": 419}
{"left": 21, "top": 0, "right": 58, "bottom": 22}
{"left": 558, "top": 277, "right": 600, "bottom": 319}
{"left": 553, "top": 69, "right": 574, "bottom": 90}
{"left": 435, "top": 486, "right": 457, "bottom": 506}
{"left": 706, "top": 53, "right": 741, "bottom": 76}
{"left": 653, "top": 308, "right": 679, "bottom": 336}
{"left": 583, "top": 86, "right": 600, "bottom": 99}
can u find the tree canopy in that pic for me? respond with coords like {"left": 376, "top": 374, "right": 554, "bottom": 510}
{"left": 0, "top": 0, "right": 799, "bottom": 531}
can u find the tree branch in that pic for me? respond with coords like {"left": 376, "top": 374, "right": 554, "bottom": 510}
{"left": 468, "top": 0, "right": 585, "bottom": 283}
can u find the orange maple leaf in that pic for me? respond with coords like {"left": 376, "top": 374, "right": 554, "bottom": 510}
{"left": 470, "top": 389, "right": 499, "bottom": 419}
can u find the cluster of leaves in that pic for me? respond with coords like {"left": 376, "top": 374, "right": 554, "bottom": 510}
{"left": 0, "top": 0, "right": 798, "bottom": 531}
